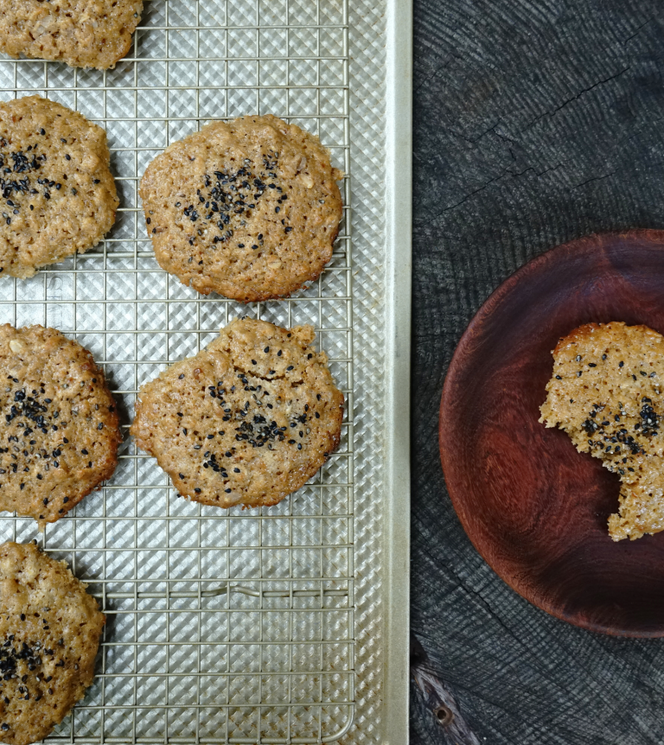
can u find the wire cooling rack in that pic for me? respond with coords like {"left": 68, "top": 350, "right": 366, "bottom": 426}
{"left": 0, "top": 0, "right": 379, "bottom": 742}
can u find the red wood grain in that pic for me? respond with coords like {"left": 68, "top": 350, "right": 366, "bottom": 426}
{"left": 439, "top": 230, "right": 664, "bottom": 636}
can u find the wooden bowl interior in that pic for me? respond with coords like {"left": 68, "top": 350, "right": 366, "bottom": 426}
{"left": 439, "top": 231, "right": 664, "bottom": 636}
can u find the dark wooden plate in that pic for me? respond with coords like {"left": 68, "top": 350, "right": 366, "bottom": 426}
{"left": 439, "top": 230, "right": 664, "bottom": 637}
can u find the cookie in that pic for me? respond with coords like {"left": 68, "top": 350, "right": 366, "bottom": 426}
{"left": 0, "top": 0, "right": 143, "bottom": 70}
{"left": 540, "top": 322, "right": 664, "bottom": 541}
{"left": 0, "top": 541, "right": 104, "bottom": 745}
{"left": 140, "top": 115, "right": 343, "bottom": 302}
{"left": 0, "top": 96, "right": 118, "bottom": 279}
{"left": 0, "top": 324, "right": 122, "bottom": 525}
{"left": 131, "top": 317, "right": 344, "bottom": 508}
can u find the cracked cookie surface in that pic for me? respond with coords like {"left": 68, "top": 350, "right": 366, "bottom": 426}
{"left": 0, "top": 324, "right": 121, "bottom": 525}
{"left": 0, "top": 96, "right": 118, "bottom": 278}
{"left": 140, "top": 115, "right": 343, "bottom": 302}
{"left": 130, "top": 317, "right": 344, "bottom": 508}
{"left": 540, "top": 322, "right": 664, "bottom": 541}
{"left": 0, "top": 541, "right": 104, "bottom": 745}
{"left": 0, "top": 0, "right": 143, "bottom": 70}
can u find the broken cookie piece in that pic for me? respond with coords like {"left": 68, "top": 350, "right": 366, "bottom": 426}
{"left": 540, "top": 321, "right": 664, "bottom": 541}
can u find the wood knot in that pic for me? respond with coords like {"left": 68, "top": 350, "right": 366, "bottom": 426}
{"left": 434, "top": 704, "right": 454, "bottom": 727}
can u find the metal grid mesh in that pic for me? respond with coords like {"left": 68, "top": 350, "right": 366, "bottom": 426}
{"left": 0, "top": 0, "right": 358, "bottom": 742}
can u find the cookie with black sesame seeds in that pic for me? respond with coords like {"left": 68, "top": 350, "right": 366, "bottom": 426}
{"left": 0, "top": 541, "right": 104, "bottom": 745}
{"left": 0, "top": 96, "right": 118, "bottom": 279}
{"left": 540, "top": 322, "right": 664, "bottom": 541}
{"left": 130, "top": 317, "right": 344, "bottom": 508}
{"left": 0, "top": 324, "right": 122, "bottom": 525}
{"left": 0, "top": 0, "right": 143, "bottom": 70}
{"left": 139, "top": 114, "right": 343, "bottom": 302}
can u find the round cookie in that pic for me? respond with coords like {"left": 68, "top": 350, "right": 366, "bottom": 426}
{"left": 0, "top": 541, "right": 104, "bottom": 745}
{"left": 140, "top": 115, "right": 343, "bottom": 302}
{"left": 130, "top": 317, "right": 344, "bottom": 508}
{"left": 0, "top": 324, "right": 122, "bottom": 525}
{"left": 0, "top": 96, "right": 118, "bottom": 279}
{"left": 0, "top": 0, "right": 143, "bottom": 70}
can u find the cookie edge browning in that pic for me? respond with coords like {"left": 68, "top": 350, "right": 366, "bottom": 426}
{"left": 139, "top": 115, "right": 343, "bottom": 302}
{"left": 0, "top": 324, "right": 123, "bottom": 524}
{"left": 0, "top": 96, "right": 119, "bottom": 279}
{"left": 130, "top": 319, "right": 344, "bottom": 508}
{"left": 550, "top": 321, "right": 661, "bottom": 362}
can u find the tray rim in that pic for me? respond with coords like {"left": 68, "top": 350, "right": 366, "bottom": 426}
{"left": 382, "top": 0, "right": 412, "bottom": 741}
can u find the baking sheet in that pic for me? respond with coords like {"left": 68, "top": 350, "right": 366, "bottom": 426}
{"left": 0, "top": 0, "right": 411, "bottom": 742}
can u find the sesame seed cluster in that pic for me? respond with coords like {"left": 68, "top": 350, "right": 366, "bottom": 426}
{"left": 0, "top": 1, "right": 143, "bottom": 71}
{"left": 541, "top": 322, "right": 664, "bottom": 541}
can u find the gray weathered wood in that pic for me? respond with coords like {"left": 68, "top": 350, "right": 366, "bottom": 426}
{"left": 411, "top": 1, "right": 664, "bottom": 742}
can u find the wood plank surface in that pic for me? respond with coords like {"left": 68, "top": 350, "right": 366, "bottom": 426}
{"left": 410, "top": 1, "right": 664, "bottom": 743}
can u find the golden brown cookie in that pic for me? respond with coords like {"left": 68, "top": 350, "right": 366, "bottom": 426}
{"left": 0, "top": 541, "right": 104, "bottom": 745}
{"left": 140, "top": 115, "right": 343, "bottom": 302}
{"left": 0, "top": 325, "right": 121, "bottom": 525}
{"left": 540, "top": 321, "right": 664, "bottom": 541}
{"left": 131, "top": 317, "right": 344, "bottom": 508}
{"left": 0, "top": 0, "right": 143, "bottom": 70}
{"left": 0, "top": 96, "right": 118, "bottom": 279}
